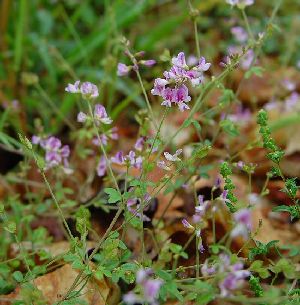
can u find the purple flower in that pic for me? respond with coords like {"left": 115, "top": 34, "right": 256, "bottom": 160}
{"left": 65, "top": 80, "right": 80, "bottom": 93}
{"left": 111, "top": 151, "right": 125, "bottom": 165}
{"left": 94, "top": 104, "right": 112, "bottom": 125}
{"left": 285, "top": 92, "right": 299, "bottom": 111}
{"left": 151, "top": 52, "right": 210, "bottom": 111}
{"left": 109, "top": 127, "right": 119, "bottom": 140}
{"left": 231, "top": 208, "right": 252, "bottom": 239}
{"left": 241, "top": 49, "right": 254, "bottom": 70}
{"left": 141, "top": 59, "right": 156, "bottom": 67}
{"left": 237, "top": 160, "right": 245, "bottom": 169}
{"left": 201, "top": 262, "right": 216, "bottom": 276}
{"left": 96, "top": 156, "right": 106, "bottom": 177}
{"left": 126, "top": 198, "right": 150, "bottom": 222}
{"left": 117, "top": 63, "right": 131, "bottom": 76}
{"left": 217, "top": 253, "right": 251, "bottom": 297}
{"left": 77, "top": 111, "right": 87, "bottom": 123}
{"left": 234, "top": 208, "right": 252, "bottom": 229}
{"left": 80, "top": 81, "right": 99, "bottom": 99}
{"left": 32, "top": 135, "right": 41, "bottom": 145}
{"left": 151, "top": 78, "right": 168, "bottom": 96}
{"left": 215, "top": 177, "right": 222, "bottom": 188}
{"left": 134, "top": 137, "right": 145, "bottom": 151}
{"left": 124, "top": 268, "right": 162, "bottom": 305}
{"left": 187, "top": 55, "right": 198, "bottom": 66}
{"left": 282, "top": 79, "right": 296, "bottom": 91}
{"left": 195, "top": 57, "right": 211, "bottom": 72}
{"left": 123, "top": 292, "right": 139, "bottom": 304}
{"left": 182, "top": 218, "right": 193, "bottom": 229}
{"left": 172, "top": 52, "right": 188, "bottom": 68}
{"left": 231, "top": 26, "right": 248, "bottom": 43}
{"left": 219, "top": 269, "right": 250, "bottom": 297}
{"left": 35, "top": 136, "right": 71, "bottom": 172}
{"left": 174, "top": 85, "right": 191, "bottom": 111}
{"left": 228, "top": 105, "right": 251, "bottom": 123}
{"left": 41, "top": 136, "right": 62, "bottom": 151}
{"left": 45, "top": 151, "right": 62, "bottom": 167}
{"left": 65, "top": 81, "right": 99, "bottom": 99}
{"left": 157, "top": 160, "right": 171, "bottom": 171}
{"left": 144, "top": 278, "right": 163, "bottom": 302}
{"left": 92, "top": 134, "right": 108, "bottom": 146}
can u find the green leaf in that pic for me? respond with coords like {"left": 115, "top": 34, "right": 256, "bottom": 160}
{"left": 220, "top": 119, "right": 239, "bottom": 137}
{"left": 245, "top": 66, "right": 265, "bottom": 79}
{"left": 12, "top": 271, "right": 24, "bottom": 283}
{"left": 104, "top": 188, "right": 122, "bottom": 204}
{"left": 4, "top": 221, "right": 16, "bottom": 234}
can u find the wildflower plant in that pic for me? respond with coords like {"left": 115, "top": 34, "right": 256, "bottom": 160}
{"left": 1, "top": 1, "right": 299, "bottom": 305}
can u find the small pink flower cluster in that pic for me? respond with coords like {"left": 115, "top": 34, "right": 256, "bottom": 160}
{"left": 218, "top": 254, "right": 251, "bottom": 297}
{"left": 123, "top": 268, "right": 163, "bottom": 305}
{"left": 32, "top": 136, "right": 72, "bottom": 173}
{"left": 151, "top": 52, "right": 211, "bottom": 111}
{"left": 65, "top": 81, "right": 99, "bottom": 99}
{"left": 202, "top": 254, "right": 250, "bottom": 297}
{"left": 126, "top": 193, "right": 151, "bottom": 222}
{"left": 77, "top": 104, "right": 112, "bottom": 125}
{"left": 231, "top": 208, "right": 252, "bottom": 240}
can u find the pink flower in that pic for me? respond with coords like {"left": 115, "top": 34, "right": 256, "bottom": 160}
{"left": 96, "top": 156, "right": 106, "bottom": 177}
{"left": 134, "top": 137, "right": 145, "bottom": 151}
{"left": 171, "top": 52, "right": 188, "bottom": 68}
{"left": 141, "top": 59, "right": 156, "bottom": 67}
{"left": 80, "top": 82, "right": 99, "bottom": 98}
{"left": 117, "top": 63, "right": 131, "bottom": 76}
{"left": 65, "top": 80, "right": 80, "bottom": 93}
{"left": 151, "top": 51, "right": 210, "bottom": 111}
{"left": 231, "top": 208, "right": 252, "bottom": 239}
{"left": 151, "top": 78, "right": 168, "bottom": 96}
{"left": 231, "top": 26, "right": 248, "bottom": 43}
{"left": 94, "top": 104, "right": 112, "bottom": 124}
{"left": 282, "top": 79, "right": 296, "bottom": 92}
{"left": 182, "top": 218, "right": 193, "bottom": 229}
{"left": 77, "top": 112, "right": 87, "bottom": 123}
{"left": 195, "top": 57, "right": 211, "bottom": 72}
{"left": 65, "top": 81, "right": 99, "bottom": 99}
{"left": 123, "top": 268, "right": 162, "bottom": 305}
{"left": 34, "top": 136, "right": 71, "bottom": 173}
{"left": 32, "top": 135, "right": 41, "bottom": 145}
{"left": 157, "top": 160, "right": 171, "bottom": 171}
{"left": 111, "top": 151, "right": 125, "bottom": 165}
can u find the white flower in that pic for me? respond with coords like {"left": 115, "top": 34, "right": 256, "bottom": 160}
{"left": 164, "top": 149, "right": 182, "bottom": 162}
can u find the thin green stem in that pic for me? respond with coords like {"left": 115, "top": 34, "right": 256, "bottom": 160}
{"left": 241, "top": 9, "right": 254, "bottom": 41}
{"left": 135, "top": 70, "right": 158, "bottom": 130}
{"left": 32, "top": 150, "right": 74, "bottom": 241}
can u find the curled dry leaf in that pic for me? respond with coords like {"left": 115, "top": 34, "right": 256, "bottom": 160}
{"left": 251, "top": 205, "right": 300, "bottom": 246}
